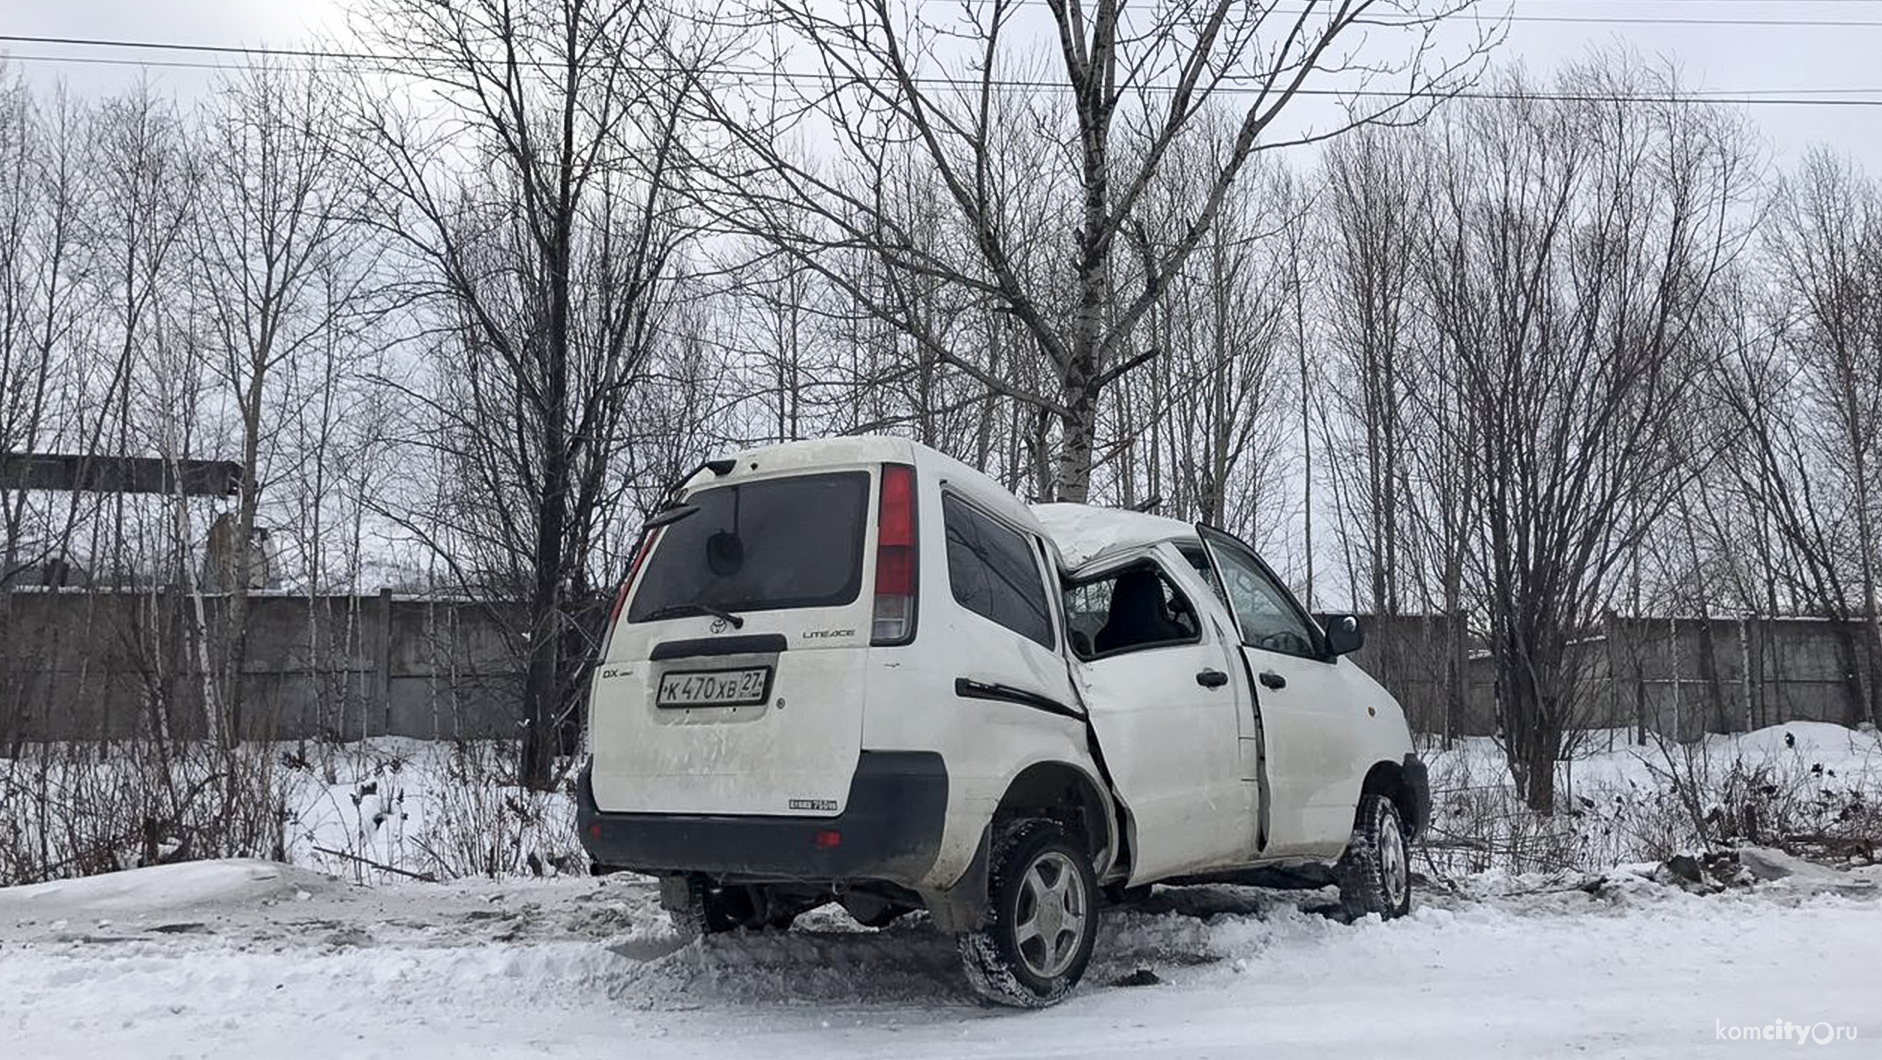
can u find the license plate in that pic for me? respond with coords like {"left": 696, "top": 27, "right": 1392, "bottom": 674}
{"left": 656, "top": 666, "right": 772, "bottom": 708}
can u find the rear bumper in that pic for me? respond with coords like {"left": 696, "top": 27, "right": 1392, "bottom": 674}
{"left": 576, "top": 751, "right": 948, "bottom": 884}
{"left": 1402, "top": 752, "right": 1432, "bottom": 839}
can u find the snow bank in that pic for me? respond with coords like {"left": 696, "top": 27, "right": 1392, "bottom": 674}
{"left": 0, "top": 859, "right": 338, "bottom": 920}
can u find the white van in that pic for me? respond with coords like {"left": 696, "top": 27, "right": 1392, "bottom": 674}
{"left": 577, "top": 436, "right": 1428, "bottom": 1006}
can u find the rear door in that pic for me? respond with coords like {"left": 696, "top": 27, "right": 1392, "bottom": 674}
{"left": 938, "top": 490, "right": 1074, "bottom": 712}
{"left": 1066, "top": 552, "right": 1253, "bottom": 882}
{"left": 1197, "top": 526, "right": 1361, "bottom": 857}
{"left": 589, "top": 466, "right": 879, "bottom": 817}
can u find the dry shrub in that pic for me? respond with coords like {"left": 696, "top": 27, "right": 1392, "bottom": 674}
{"left": 0, "top": 739, "right": 294, "bottom": 886}
{"left": 1418, "top": 731, "right": 1882, "bottom": 880}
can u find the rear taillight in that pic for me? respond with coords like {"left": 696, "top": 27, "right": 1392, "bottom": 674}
{"left": 600, "top": 528, "right": 660, "bottom": 658}
{"left": 871, "top": 463, "right": 918, "bottom": 645}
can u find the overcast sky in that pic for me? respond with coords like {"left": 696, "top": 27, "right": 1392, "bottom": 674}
{"left": 1, "top": 0, "right": 1879, "bottom": 171}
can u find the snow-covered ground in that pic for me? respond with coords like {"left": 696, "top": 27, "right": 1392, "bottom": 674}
{"left": 5, "top": 723, "right": 1879, "bottom": 1057}
{"left": 9, "top": 722, "right": 1877, "bottom": 887}
{"left": 1420, "top": 722, "right": 1882, "bottom": 875}
{"left": 3, "top": 857, "right": 1878, "bottom": 1059}
{"left": 0, "top": 738, "right": 583, "bottom": 887}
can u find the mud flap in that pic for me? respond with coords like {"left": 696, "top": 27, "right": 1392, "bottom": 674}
{"left": 921, "top": 824, "right": 993, "bottom": 933}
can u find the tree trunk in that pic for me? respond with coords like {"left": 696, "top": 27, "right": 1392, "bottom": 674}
{"left": 1501, "top": 646, "right": 1561, "bottom": 814}
{"left": 1053, "top": 363, "right": 1100, "bottom": 503}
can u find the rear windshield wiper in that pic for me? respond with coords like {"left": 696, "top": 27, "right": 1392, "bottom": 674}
{"left": 645, "top": 503, "right": 698, "bottom": 529}
{"left": 638, "top": 602, "right": 745, "bottom": 629}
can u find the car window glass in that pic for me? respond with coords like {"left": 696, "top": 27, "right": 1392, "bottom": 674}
{"left": 1181, "top": 546, "right": 1227, "bottom": 607}
{"left": 629, "top": 471, "right": 868, "bottom": 620}
{"left": 943, "top": 494, "right": 1055, "bottom": 649}
{"left": 1208, "top": 543, "right": 1318, "bottom": 658}
{"left": 1063, "top": 563, "right": 1199, "bottom": 660}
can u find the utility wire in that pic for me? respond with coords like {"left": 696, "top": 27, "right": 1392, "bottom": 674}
{"left": 10, "top": 47, "right": 1882, "bottom": 109}
{"left": 891, "top": 0, "right": 1882, "bottom": 25}
{"left": 7, "top": 28, "right": 1882, "bottom": 109}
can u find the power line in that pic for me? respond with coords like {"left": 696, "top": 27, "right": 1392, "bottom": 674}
{"left": 1, "top": 53, "right": 312, "bottom": 74}
{"left": 8, "top": 1, "right": 1882, "bottom": 58}
{"left": 1493, "top": 15, "right": 1882, "bottom": 24}
{"left": 0, "top": 35, "right": 384, "bottom": 62}
{"left": 898, "top": 0, "right": 1882, "bottom": 25}
{"left": 5, "top": 0, "right": 1882, "bottom": 66}
{"left": 8, "top": 30, "right": 1882, "bottom": 110}
{"left": 11, "top": 47, "right": 1882, "bottom": 109}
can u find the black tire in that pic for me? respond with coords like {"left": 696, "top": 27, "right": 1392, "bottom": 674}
{"left": 958, "top": 820, "right": 1100, "bottom": 1008}
{"left": 665, "top": 879, "right": 762, "bottom": 938}
{"left": 842, "top": 896, "right": 916, "bottom": 929}
{"left": 1102, "top": 882, "right": 1154, "bottom": 907}
{"left": 1336, "top": 793, "right": 1412, "bottom": 920}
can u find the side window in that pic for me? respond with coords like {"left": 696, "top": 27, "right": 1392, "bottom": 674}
{"left": 943, "top": 494, "right": 1055, "bottom": 649}
{"left": 1063, "top": 562, "right": 1200, "bottom": 660}
{"left": 1181, "top": 546, "right": 1227, "bottom": 607}
{"left": 1207, "top": 543, "right": 1320, "bottom": 659}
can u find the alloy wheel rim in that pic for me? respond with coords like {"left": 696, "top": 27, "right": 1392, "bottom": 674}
{"left": 1013, "top": 850, "right": 1087, "bottom": 979}
{"left": 1380, "top": 816, "right": 1408, "bottom": 908}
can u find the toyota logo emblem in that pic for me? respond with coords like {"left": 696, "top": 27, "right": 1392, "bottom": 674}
{"left": 709, "top": 618, "right": 729, "bottom": 634}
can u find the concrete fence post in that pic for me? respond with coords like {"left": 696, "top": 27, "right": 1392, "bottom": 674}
{"left": 377, "top": 588, "right": 394, "bottom": 736}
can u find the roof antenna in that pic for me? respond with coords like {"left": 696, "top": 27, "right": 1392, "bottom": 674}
{"left": 1131, "top": 495, "right": 1164, "bottom": 514}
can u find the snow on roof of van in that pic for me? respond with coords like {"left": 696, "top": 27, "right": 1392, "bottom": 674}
{"left": 1032, "top": 503, "right": 1197, "bottom": 568}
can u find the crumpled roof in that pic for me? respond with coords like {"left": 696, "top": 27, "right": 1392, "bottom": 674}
{"left": 1031, "top": 503, "right": 1198, "bottom": 569}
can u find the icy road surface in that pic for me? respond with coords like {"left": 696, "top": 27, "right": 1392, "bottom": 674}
{"left": 3, "top": 859, "right": 1878, "bottom": 1059}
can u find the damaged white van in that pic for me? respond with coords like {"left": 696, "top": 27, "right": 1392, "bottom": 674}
{"left": 577, "top": 436, "right": 1428, "bottom": 1006}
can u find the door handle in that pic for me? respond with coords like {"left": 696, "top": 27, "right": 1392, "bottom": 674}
{"left": 1196, "top": 668, "right": 1229, "bottom": 689}
{"left": 1259, "top": 670, "right": 1287, "bottom": 691}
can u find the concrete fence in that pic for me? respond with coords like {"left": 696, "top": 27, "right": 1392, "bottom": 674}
{"left": 2, "top": 590, "right": 1875, "bottom": 744}
{"left": 1353, "top": 612, "right": 1881, "bottom": 742}
{"left": 0, "top": 589, "right": 527, "bottom": 744}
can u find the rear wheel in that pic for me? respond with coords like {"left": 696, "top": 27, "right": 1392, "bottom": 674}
{"left": 958, "top": 820, "right": 1100, "bottom": 1008}
{"left": 664, "top": 879, "right": 801, "bottom": 937}
{"left": 841, "top": 893, "right": 916, "bottom": 929}
{"left": 1336, "top": 794, "right": 1412, "bottom": 919}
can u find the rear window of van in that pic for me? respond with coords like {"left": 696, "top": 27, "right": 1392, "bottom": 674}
{"left": 627, "top": 471, "right": 869, "bottom": 620}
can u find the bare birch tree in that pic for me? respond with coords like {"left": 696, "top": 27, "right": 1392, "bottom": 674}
{"left": 191, "top": 58, "right": 370, "bottom": 739}
{"left": 694, "top": 0, "right": 1497, "bottom": 502}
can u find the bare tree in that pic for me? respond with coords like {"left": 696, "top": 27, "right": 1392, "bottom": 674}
{"left": 1320, "top": 125, "right": 1426, "bottom": 618}
{"left": 1694, "top": 157, "right": 1882, "bottom": 729}
{"left": 1419, "top": 59, "right": 1758, "bottom": 810}
{"left": 1106, "top": 126, "right": 1301, "bottom": 543}
{"left": 191, "top": 58, "right": 371, "bottom": 740}
{"left": 1759, "top": 150, "right": 1882, "bottom": 725}
{"left": 694, "top": 0, "right": 1496, "bottom": 502}
{"left": 353, "top": 0, "right": 699, "bottom": 788}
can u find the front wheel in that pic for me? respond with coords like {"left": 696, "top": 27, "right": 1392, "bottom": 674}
{"left": 958, "top": 820, "right": 1100, "bottom": 1008}
{"left": 1336, "top": 793, "right": 1412, "bottom": 919}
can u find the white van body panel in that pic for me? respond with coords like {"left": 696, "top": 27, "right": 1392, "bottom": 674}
{"left": 582, "top": 441, "right": 1416, "bottom": 903}
{"left": 587, "top": 435, "right": 1116, "bottom": 891}
{"left": 1066, "top": 545, "right": 1255, "bottom": 883}
{"left": 1041, "top": 503, "right": 1418, "bottom": 870}
{"left": 1242, "top": 649, "right": 1414, "bottom": 857}
{"left": 589, "top": 451, "right": 884, "bottom": 818}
